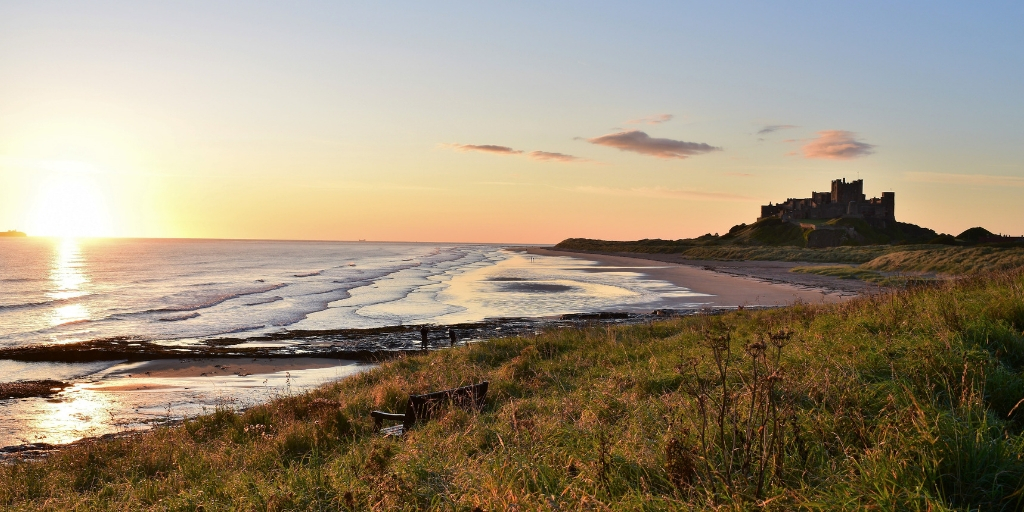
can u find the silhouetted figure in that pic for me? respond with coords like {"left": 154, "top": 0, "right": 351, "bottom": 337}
{"left": 448, "top": 328, "right": 458, "bottom": 347}
{"left": 420, "top": 325, "right": 429, "bottom": 351}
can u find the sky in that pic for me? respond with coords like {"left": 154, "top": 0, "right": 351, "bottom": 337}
{"left": 1, "top": 1, "right": 1022, "bottom": 242}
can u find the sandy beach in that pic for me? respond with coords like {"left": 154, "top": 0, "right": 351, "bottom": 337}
{"left": 526, "top": 247, "right": 859, "bottom": 307}
{"left": 101, "top": 357, "right": 351, "bottom": 380}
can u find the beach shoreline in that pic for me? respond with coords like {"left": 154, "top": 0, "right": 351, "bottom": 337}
{"left": 524, "top": 247, "right": 862, "bottom": 305}
{"left": 1, "top": 247, "right": 864, "bottom": 456}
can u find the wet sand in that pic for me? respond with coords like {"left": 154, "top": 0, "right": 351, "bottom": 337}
{"left": 102, "top": 357, "right": 350, "bottom": 380}
{"left": 1, "top": 360, "right": 370, "bottom": 450}
{"left": 526, "top": 248, "right": 858, "bottom": 307}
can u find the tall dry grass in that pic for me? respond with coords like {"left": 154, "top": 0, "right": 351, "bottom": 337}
{"left": 3, "top": 270, "right": 1024, "bottom": 509}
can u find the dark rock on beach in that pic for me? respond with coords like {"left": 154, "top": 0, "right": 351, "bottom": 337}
{"left": 0, "top": 380, "right": 69, "bottom": 399}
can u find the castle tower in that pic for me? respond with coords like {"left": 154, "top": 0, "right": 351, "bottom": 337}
{"left": 831, "top": 178, "right": 866, "bottom": 204}
{"left": 881, "top": 191, "right": 895, "bottom": 220}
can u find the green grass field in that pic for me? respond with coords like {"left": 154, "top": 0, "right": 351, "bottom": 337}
{"left": 4, "top": 270, "right": 1024, "bottom": 509}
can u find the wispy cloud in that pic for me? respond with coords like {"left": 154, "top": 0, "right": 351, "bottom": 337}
{"left": 626, "top": 114, "right": 674, "bottom": 125}
{"left": 586, "top": 130, "right": 721, "bottom": 160}
{"left": 757, "top": 124, "right": 797, "bottom": 135}
{"left": 441, "top": 143, "right": 589, "bottom": 164}
{"left": 442, "top": 143, "right": 523, "bottom": 155}
{"left": 526, "top": 151, "right": 589, "bottom": 163}
{"left": 801, "top": 130, "right": 875, "bottom": 160}
{"left": 905, "top": 172, "right": 1024, "bottom": 187}
{"left": 725, "top": 172, "right": 755, "bottom": 177}
{"left": 576, "top": 185, "right": 752, "bottom": 202}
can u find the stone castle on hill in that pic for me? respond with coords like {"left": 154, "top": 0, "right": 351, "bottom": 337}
{"left": 759, "top": 178, "right": 895, "bottom": 227}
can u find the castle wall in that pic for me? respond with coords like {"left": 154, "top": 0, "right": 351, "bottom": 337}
{"left": 759, "top": 178, "right": 894, "bottom": 223}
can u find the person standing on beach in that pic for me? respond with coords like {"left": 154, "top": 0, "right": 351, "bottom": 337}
{"left": 420, "top": 325, "right": 429, "bottom": 351}
{"left": 447, "top": 328, "right": 458, "bottom": 347}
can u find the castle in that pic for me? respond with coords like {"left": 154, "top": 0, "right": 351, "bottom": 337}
{"left": 759, "top": 178, "right": 895, "bottom": 227}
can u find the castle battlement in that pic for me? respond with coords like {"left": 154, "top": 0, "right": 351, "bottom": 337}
{"left": 759, "top": 178, "right": 894, "bottom": 226}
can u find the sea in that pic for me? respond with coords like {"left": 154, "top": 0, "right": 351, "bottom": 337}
{"left": 0, "top": 237, "right": 710, "bottom": 449}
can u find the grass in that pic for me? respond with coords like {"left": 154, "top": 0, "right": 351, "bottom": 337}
{"left": 788, "top": 247, "right": 1024, "bottom": 286}
{"left": 789, "top": 265, "right": 935, "bottom": 287}
{"left": 789, "top": 264, "right": 893, "bottom": 284}
{"left": 679, "top": 245, "right": 914, "bottom": 263}
{"left": 557, "top": 238, "right": 933, "bottom": 264}
{"left": 557, "top": 237, "right": 1024, "bottom": 276}
{"left": 555, "top": 237, "right": 945, "bottom": 264}
{"left": 4, "top": 271, "right": 1024, "bottom": 509}
{"left": 861, "top": 246, "right": 1024, "bottom": 274}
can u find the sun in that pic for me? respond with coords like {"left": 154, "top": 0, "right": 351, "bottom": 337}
{"left": 25, "top": 167, "right": 116, "bottom": 238}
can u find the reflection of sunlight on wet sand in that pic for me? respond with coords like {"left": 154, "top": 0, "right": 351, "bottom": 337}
{"left": 48, "top": 238, "right": 91, "bottom": 326}
{"left": 1, "top": 362, "right": 371, "bottom": 448}
{"left": 435, "top": 252, "right": 703, "bottom": 323}
{"left": 28, "top": 385, "right": 117, "bottom": 445}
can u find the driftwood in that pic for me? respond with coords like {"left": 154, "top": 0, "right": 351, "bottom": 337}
{"left": 370, "top": 381, "right": 488, "bottom": 436}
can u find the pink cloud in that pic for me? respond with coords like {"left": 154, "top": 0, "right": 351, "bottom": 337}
{"left": 586, "top": 130, "right": 720, "bottom": 159}
{"left": 443, "top": 143, "right": 523, "bottom": 155}
{"left": 801, "top": 130, "right": 875, "bottom": 160}
{"left": 441, "top": 143, "right": 590, "bottom": 164}
{"left": 526, "top": 151, "right": 588, "bottom": 163}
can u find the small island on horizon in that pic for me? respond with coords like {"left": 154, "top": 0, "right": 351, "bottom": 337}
{"left": 0, "top": 230, "right": 27, "bottom": 237}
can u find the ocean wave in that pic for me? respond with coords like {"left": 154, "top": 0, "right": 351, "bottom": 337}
{"left": 0, "top": 312, "right": 700, "bottom": 363}
{"left": 244, "top": 296, "right": 283, "bottom": 306}
{"left": 158, "top": 312, "right": 201, "bottom": 322}
{"left": 51, "top": 318, "right": 92, "bottom": 327}
{"left": 0, "top": 296, "right": 79, "bottom": 311}
{"left": 138, "top": 283, "right": 288, "bottom": 314}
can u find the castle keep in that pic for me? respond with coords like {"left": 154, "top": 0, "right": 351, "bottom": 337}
{"left": 759, "top": 178, "right": 895, "bottom": 227}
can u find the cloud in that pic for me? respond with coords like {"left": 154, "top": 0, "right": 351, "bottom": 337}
{"left": 757, "top": 124, "right": 797, "bottom": 135}
{"left": 626, "top": 114, "right": 674, "bottom": 125}
{"left": 576, "top": 185, "right": 752, "bottom": 202}
{"left": 725, "top": 172, "right": 754, "bottom": 177}
{"left": 905, "top": 172, "right": 1024, "bottom": 187}
{"left": 526, "top": 151, "right": 589, "bottom": 163}
{"left": 442, "top": 143, "right": 523, "bottom": 155}
{"left": 801, "top": 130, "right": 875, "bottom": 160}
{"left": 586, "top": 130, "right": 721, "bottom": 160}
{"left": 441, "top": 143, "right": 590, "bottom": 164}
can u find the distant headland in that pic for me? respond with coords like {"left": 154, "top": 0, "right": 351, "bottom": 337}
{"left": 554, "top": 177, "right": 1024, "bottom": 279}
{"left": 0, "top": 230, "right": 27, "bottom": 238}
{"left": 561, "top": 177, "right": 1023, "bottom": 251}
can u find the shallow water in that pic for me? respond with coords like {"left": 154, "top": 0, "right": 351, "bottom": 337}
{"left": 0, "top": 238, "right": 711, "bottom": 449}
{"left": 1, "top": 238, "right": 707, "bottom": 353}
{"left": 0, "top": 360, "right": 369, "bottom": 448}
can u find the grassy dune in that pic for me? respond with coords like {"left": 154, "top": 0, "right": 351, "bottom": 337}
{"left": 556, "top": 238, "right": 1024, "bottom": 276}
{"left": 4, "top": 271, "right": 1024, "bottom": 509}
{"left": 790, "top": 247, "right": 1024, "bottom": 286}
{"left": 556, "top": 237, "right": 1024, "bottom": 278}
{"left": 555, "top": 238, "right": 944, "bottom": 264}
{"left": 789, "top": 264, "right": 894, "bottom": 284}
{"left": 861, "top": 246, "right": 1024, "bottom": 274}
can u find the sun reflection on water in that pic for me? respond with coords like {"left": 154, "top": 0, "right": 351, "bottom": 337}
{"left": 49, "top": 238, "right": 91, "bottom": 326}
{"left": 26, "top": 386, "right": 117, "bottom": 445}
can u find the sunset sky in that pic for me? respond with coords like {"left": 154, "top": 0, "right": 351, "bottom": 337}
{"left": 1, "top": 2, "right": 1022, "bottom": 242}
